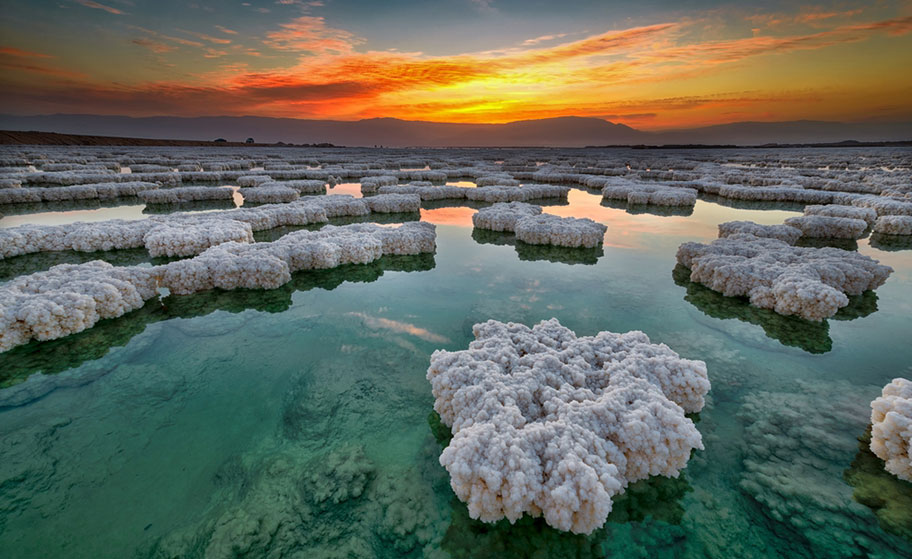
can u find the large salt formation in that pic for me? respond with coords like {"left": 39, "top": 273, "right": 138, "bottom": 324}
{"left": 472, "top": 203, "right": 606, "bottom": 248}
{"left": 677, "top": 233, "right": 892, "bottom": 321}
{"left": 600, "top": 180, "right": 697, "bottom": 207}
{"left": 870, "top": 378, "right": 912, "bottom": 482}
{"left": 0, "top": 181, "right": 159, "bottom": 204}
{"left": 464, "top": 184, "right": 568, "bottom": 203}
{"left": 426, "top": 318, "right": 709, "bottom": 534}
{"left": 138, "top": 186, "right": 234, "bottom": 204}
{"left": 0, "top": 222, "right": 436, "bottom": 352}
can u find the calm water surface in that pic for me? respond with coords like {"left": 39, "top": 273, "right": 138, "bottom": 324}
{"left": 1, "top": 187, "right": 910, "bottom": 558}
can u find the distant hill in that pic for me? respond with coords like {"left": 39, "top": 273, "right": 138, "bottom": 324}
{"left": 0, "top": 114, "right": 908, "bottom": 147}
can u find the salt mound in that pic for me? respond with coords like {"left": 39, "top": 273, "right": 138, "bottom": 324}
{"left": 804, "top": 204, "right": 877, "bottom": 226}
{"left": 783, "top": 215, "right": 868, "bottom": 239}
{"left": 241, "top": 185, "right": 299, "bottom": 204}
{"left": 236, "top": 175, "right": 271, "bottom": 187}
{"left": 0, "top": 261, "right": 160, "bottom": 352}
{"left": 718, "top": 221, "right": 802, "bottom": 244}
{"left": 873, "top": 215, "right": 912, "bottom": 236}
{"left": 138, "top": 186, "right": 233, "bottom": 204}
{"left": 472, "top": 202, "right": 542, "bottom": 232}
{"left": 870, "top": 378, "right": 912, "bottom": 482}
{"left": 360, "top": 175, "right": 398, "bottom": 194}
{"left": 143, "top": 219, "right": 254, "bottom": 258}
{"left": 364, "top": 193, "right": 421, "bottom": 213}
{"left": 677, "top": 234, "right": 892, "bottom": 320}
{"left": 261, "top": 180, "right": 326, "bottom": 195}
{"left": 514, "top": 214, "right": 606, "bottom": 248}
{"left": 0, "top": 182, "right": 159, "bottom": 204}
{"left": 427, "top": 318, "right": 708, "bottom": 534}
{"left": 465, "top": 184, "right": 568, "bottom": 203}
{"left": 852, "top": 196, "right": 912, "bottom": 217}
{"left": 601, "top": 182, "right": 697, "bottom": 206}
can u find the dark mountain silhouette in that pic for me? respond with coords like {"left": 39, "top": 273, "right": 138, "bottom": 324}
{"left": 0, "top": 114, "right": 908, "bottom": 147}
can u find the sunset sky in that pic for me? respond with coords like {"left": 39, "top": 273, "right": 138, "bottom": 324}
{"left": 1, "top": 0, "right": 911, "bottom": 129}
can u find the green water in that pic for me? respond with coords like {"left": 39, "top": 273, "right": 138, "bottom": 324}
{"left": 1, "top": 190, "right": 911, "bottom": 558}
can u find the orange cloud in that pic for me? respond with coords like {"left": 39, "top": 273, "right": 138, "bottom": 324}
{"left": 73, "top": 0, "right": 123, "bottom": 15}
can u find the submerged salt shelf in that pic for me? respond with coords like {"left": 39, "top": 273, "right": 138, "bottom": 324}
{"left": 1, "top": 145, "right": 911, "bottom": 559}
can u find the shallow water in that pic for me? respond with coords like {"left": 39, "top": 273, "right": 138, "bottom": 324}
{"left": 1, "top": 177, "right": 911, "bottom": 558}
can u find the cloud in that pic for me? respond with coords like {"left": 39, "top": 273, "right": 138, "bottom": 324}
{"left": 131, "top": 38, "right": 176, "bottom": 54}
{"left": 181, "top": 30, "right": 232, "bottom": 44}
{"left": 521, "top": 33, "right": 569, "bottom": 46}
{"left": 215, "top": 25, "right": 238, "bottom": 35}
{"left": 0, "top": 47, "right": 53, "bottom": 58}
{"left": 264, "top": 15, "right": 364, "bottom": 54}
{"left": 73, "top": 0, "right": 123, "bottom": 15}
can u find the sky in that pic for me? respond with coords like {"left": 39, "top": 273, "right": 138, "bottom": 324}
{"left": 1, "top": 0, "right": 911, "bottom": 129}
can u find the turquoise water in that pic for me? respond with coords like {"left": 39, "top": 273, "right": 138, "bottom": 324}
{"left": 1, "top": 188, "right": 911, "bottom": 558}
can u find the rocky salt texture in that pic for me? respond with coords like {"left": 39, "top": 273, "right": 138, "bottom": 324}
{"left": 676, "top": 234, "right": 892, "bottom": 320}
{"left": 426, "top": 318, "right": 709, "bottom": 534}
{"left": 804, "top": 204, "right": 878, "bottom": 226}
{"left": 601, "top": 182, "right": 697, "bottom": 206}
{"left": 0, "top": 181, "right": 159, "bottom": 204}
{"left": 138, "top": 186, "right": 234, "bottom": 204}
{"left": 718, "top": 221, "right": 802, "bottom": 244}
{"left": 870, "top": 378, "right": 912, "bottom": 482}
{"left": 472, "top": 202, "right": 542, "bottom": 232}
{"left": 783, "top": 215, "right": 868, "bottom": 240}
{"left": 465, "top": 184, "right": 568, "bottom": 203}
{"left": 514, "top": 214, "right": 607, "bottom": 248}
{"left": 873, "top": 215, "right": 912, "bottom": 236}
{"left": 364, "top": 193, "right": 422, "bottom": 213}
{"left": 240, "top": 185, "right": 300, "bottom": 204}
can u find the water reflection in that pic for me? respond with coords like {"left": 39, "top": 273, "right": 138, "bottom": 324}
{"left": 869, "top": 233, "right": 912, "bottom": 252}
{"left": 141, "top": 199, "right": 236, "bottom": 214}
{"left": 0, "top": 248, "right": 174, "bottom": 284}
{"left": 472, "top": 229, "right": 605, "bottom": 265}
{"left": 0, "top": 253, "right": 436, "bottom": 394}
{"left": 843, "top": 427, "right": 912, "bottom": 542}
{"left": 0, "top": 198, "right": 142, "bottom": 216}
{"left": 672, "top": 264, "right": 878, "bottom": 354}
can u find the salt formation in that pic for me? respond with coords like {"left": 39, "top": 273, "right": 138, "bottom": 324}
{"left": 677, "top": 234, "right": 892, "bottom": 320}
{"left": 426, "top": 318, "right": 709, "bottom": 534}
{"left": 261, "top": 180, "right": 326, "bottom": 195}
{"left": 472, "top": 202, "right": 542, "bottom": 232}
{"left": 240, "top": 185, "right": 299, "bottom": 204}
{"left": 363, "top": 193, "right": 421, "bottom": 213}
{"left": 0, "top": 182, "right": 158, "bottom": 204}
{"left": 360, "top": 175, "right": 398, "bottom": 194}
{"left": 804, "top": 204, "right": 878, "bottom": 226}
{"left": 718, "top": 221, "right": 802, "bottom": 244}
{"left": 782, "top": 215, "right": 868, "bottom": 239}
{"left": 465, "top": 184, "right": 568, "bottom": 203}
{"left": 0, "top": 261, "right": 159, "bottom": 352}
{"left": 870, "top": 378, "right": 912, "bottom": 482}
{"left": 142, "top": 220, "right": 254, "bottom": 258}
{"left": 236, "top": 175, "right": 271, "bottom": 187}
{"left": 514, "top": 214, "right": 607, "bottom": 248}
{"left": 601, "top": 182, "right": 697, "bottom": 206}
{"left": 852, "top": 196, "right": 912, "bottom": 216}
{"left": 138, "top": 186, "right": 234, "bottom": 204}
{"left": 873, "top": 215, "right": 912, "bottom": 236}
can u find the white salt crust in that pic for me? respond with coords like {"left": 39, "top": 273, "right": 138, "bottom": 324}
{"left": 873, "top": 215, "right": 912, "bottom": 236}
{"left": 676, "top": 233, "right": 892, "bottom": 321}
{"left": 236, "top": 175, "right": 272, "bottom": 187}
{"left": 804, "top": 204, "right": 877, "bottom": 226}
{"left": 0, "top": 182, "right": 159, "bottom": 204}
{"left": 138, "top": 186, "right": 234, "bottom": 204}
{"left": 465, "top": 184, "right": 569, "bottom": 203}
{"left": 0, "top": 221, "right": 436, "bottom": 352}
{"left": 363, "top": 193, "right": 421, "bottom": 213}
{"left": 601, "top": 182, "right": 697, "bottom": 206}
{"left": 783, "top": 215, "right": 868, "bottom": 239}
{"left": 870, "top": 378, "right": 912, "bottom": 481}
{"left": 240, "top": 186, "right": 300, "bottom": 204}
{"left": 472, "top": 202, "right": 542, "bottom": 232}
{"left": 514, "top": 214, "right": 607, "bottom": 248}
{"left": 359, "top": 175, "right": 398, "bottom": 194}
{"left": 718, "top": 221, "right": 802, "bottom": 244}
{"left": 427, "top": 318, "right": 709, "bottom": 534}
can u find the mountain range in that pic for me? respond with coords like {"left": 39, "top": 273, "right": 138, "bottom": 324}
{"left": 1, "top": 114, "right": 909, "bottom": 147}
